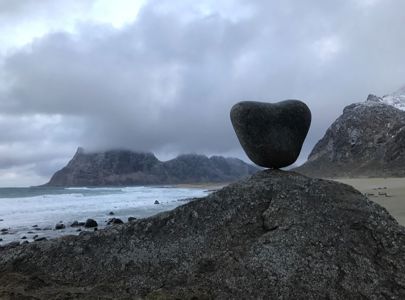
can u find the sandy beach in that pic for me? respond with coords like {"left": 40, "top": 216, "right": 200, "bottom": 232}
{"left": 173, "top": 182, "right": 230, "bottom": 190}
{"left": 333, "top": 178, "right": 405, "bottom": 226}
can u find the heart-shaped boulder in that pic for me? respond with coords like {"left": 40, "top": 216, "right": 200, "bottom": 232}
{"left": 230, "top": 100, "right": 311, "bottom": 169}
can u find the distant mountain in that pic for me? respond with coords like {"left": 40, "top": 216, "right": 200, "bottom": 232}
{"left": 45, "top": 148, "right": 258, "bottom": 186}
{"left": 295, "top": 93, "right": 405, "bottom": 177}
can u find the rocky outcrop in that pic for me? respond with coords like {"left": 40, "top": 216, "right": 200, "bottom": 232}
{"left": 1, "top": 170, "right": 405, "bottom": 299}
{"left": 45, "top": 148, "right": 258, "bottom": 186}
{"left": 295, "top": 94, "right": 405, "bottom": 177}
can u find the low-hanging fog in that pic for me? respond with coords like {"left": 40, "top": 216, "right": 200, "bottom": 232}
{"left": 0, "top": 0, "right": 405, "bottom": 186}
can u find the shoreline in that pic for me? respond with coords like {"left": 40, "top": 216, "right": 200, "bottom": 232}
{"left": 173, "top": 182, "right": 230, "bottom": 190}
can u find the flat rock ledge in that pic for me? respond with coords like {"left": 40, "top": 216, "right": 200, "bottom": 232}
{"left": 1, "top": 170, "right": 405, "bottom": 299}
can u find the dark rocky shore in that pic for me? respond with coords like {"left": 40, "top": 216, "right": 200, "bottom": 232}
{"left": 1, "top": 170, "right": 405, "bottom": 299}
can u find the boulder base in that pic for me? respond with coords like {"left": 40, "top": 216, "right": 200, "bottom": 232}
{"left": 0, "top": 170, "right": 404, "bottom": 299}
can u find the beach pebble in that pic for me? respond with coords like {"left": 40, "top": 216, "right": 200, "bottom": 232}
{"left": 55, "top": 223, "right": 65, "bottom": 230}
{"left": 34, "top": 237, "right": 47, "bottom": 242}
{"left": 7, "top": 241, "right": 20, "bottom": 248}
{"left": 107, "top": 218, "right": 124, "bottom": 225}
{"left": 71, "top": 220, "right": 80, "bottom": 227}
{"left": 85, "top": 219, "right": 98, "bottom": 228}
{"left": 230, "top": 100, "right": 311, "bottom": 168}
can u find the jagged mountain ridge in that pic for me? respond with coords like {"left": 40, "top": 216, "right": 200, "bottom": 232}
{"left": 45, "top": 148, "right": 258, "bottom": 186}
{"left": 295, "top": 94, "right": 405, "bottom": 177}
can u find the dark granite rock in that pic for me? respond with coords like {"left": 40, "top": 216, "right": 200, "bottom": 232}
{"left": 107, "top": 218, "right": 124, "bottom": 225}
{"left": 108, "top": 211, "right": 114, "bottom": 216}
{"left": 34, "top": 237, "right": 47, "bottom": 242}
{"left": 4, "top": 241, "right": 19, "bottom": 248}
{"left": 84, "top": 219, "right": 98, "bottom": 228}
{"left": 0, "top": 170, "right": 404, "bottom": 299}
{"left": 55, "top": 224, "right": 65, "bottom": 230}
{"left": 154, "top": 200, "right": 160, "bottom": 205}
{"left": 70, "top": 221, "right": 80, "bottom": 227}
{"left": 230, "top": 100, "right": 311, "bottom": 168}
{"left": 128, "top": 217, "right": 137, "bottom": 222}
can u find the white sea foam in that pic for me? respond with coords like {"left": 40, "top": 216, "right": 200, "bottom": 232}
{"left": 0, "top": 186, "right": 209, "bottom": 245}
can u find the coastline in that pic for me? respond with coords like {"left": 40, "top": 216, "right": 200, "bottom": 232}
{"left": 173, "top": 182, "right": 230, "bottom": 190}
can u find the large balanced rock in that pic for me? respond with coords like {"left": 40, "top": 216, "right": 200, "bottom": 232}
{"left": 0, "top": 170, "right": 404, "bottom": 299}
{"left": 230, "top": 100, "right": 311, "bottom": 168}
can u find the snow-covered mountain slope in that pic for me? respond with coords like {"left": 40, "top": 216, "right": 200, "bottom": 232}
{"left": 294, "top": 91, "right": 405, "bottom": 177}
{"left": 382, "top": 86, "right": 405, "bottom": 111}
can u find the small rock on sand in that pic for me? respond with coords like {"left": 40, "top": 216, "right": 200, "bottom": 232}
{"left": 85, "top": 219, "right": 98, "bottom": 228}
{"left": 107, "top": 218, "right": 124, "bottom": 225}
{"left": 55, "top": 223, "right": 65, "bottom": 230}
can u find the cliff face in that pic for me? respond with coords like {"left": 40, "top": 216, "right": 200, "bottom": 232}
{"left": 46, "top": 148, "right": 258, "bottom": 186}
{"left": 295, "top": 94, "right": 405, "bottom": 177}
{"left": 1, "top": 170, "right": 405, "bottom": 299}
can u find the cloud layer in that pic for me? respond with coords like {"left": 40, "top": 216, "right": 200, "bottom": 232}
{"left": 1, "top": 0, "right": 405, "bottom": 185}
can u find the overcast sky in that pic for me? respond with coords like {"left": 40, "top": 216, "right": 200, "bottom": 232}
{"left": 0, "top": 0, "right": 404, "bottom": 186}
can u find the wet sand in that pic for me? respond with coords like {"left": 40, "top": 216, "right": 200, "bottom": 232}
{"left": 333, "top": 178, "right": 405, "bottom": 226}
{"left": 174, "top": 182, "right": 230, "bottom": 191}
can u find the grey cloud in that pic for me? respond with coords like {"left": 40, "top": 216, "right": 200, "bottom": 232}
{"left": 1, "top": 0, "right": 405, "bottom": 185}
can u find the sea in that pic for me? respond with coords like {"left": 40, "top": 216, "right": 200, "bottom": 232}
{"left": 0, "top": 186, "right": 209, "bottom": 246}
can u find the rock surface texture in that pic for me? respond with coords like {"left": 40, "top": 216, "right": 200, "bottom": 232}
{"left": 1, "top": 170, "right": 405, "bottom": 299}
{"left": 230, "top": 100, "right": 311, "bottom": 168}
{"left": 45, "top": 148, "right": 258, "bottom": 186}
{"left": 295, "top": 94, "right": 405, "bottom": 177}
